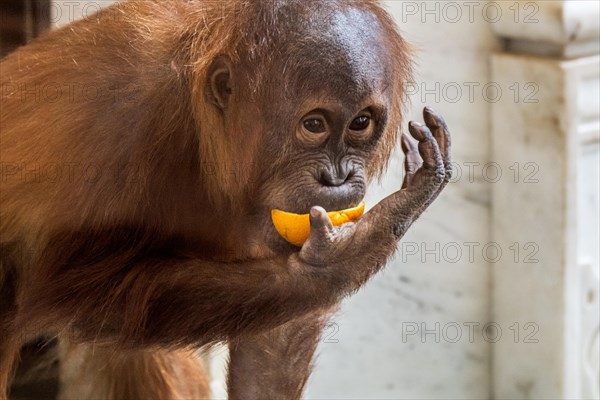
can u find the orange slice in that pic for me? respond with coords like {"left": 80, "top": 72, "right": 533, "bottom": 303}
{"left": 271, "top": 202, "right": 365, "bottom": 247}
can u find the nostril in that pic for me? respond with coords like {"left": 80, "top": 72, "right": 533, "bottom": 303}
{"left": 319, "top": 169, "right": 350, "bottom": 187}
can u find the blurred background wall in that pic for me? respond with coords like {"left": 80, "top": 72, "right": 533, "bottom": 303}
{"left": 1, "top": 1, "right": 598, "bottom": 399}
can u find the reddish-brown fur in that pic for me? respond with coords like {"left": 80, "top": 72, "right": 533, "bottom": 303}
{"left": 0, "top": 0, "right": 432, "bottom": 398}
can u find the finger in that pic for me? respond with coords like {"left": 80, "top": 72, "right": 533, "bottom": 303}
{"left": 423, "top": 107, "right": 450, "bottom": 162}
{"left": 423, "top": 107, "right": 452, "bottom": 182}
{"left": 401, "top": 133, "right": 421, "bottom": 189}
{"left": 423, "top": 107, "right": 447, "bottom": 145}
{"left": 408, "top": 121, "right": 443, "bottom": 172}
{"left": 411, "top": 110, "right": 452, "bottom": 220}
{"left": 300, "top": 206, "right": 333, "bottom": 266}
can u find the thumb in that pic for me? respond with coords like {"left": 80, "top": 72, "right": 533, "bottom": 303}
{"left": 299, "top": 206, "right": 332, "bottom": 266}
{"left": 308, "top": 206, "right": 333, "bottom": 241}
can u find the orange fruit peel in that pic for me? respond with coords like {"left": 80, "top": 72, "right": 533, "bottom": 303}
{"left": 271, "top": 202, "right": 365, "bottom": 247}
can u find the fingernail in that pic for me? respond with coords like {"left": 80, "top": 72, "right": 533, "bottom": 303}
{"left": 410, "top": 121, "right": 422, "bottom": 128}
